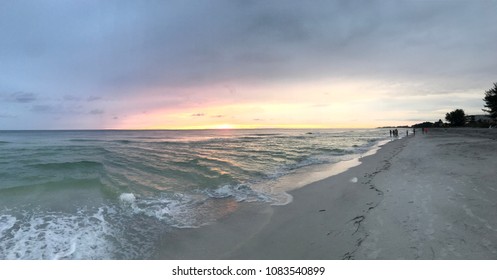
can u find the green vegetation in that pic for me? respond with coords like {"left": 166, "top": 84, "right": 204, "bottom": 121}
{"left": 483, "top": 83, "right": 497, "bottom": 119}
{"left": 412, "top": 120, "right": 443, "bottom": 128}
{"left": 445, "top": 109, "right": 466, "bottom": 127}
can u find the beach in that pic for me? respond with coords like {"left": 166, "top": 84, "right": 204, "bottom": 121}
{"left": 156, "top": 128, "right": 497, "bottom": 259}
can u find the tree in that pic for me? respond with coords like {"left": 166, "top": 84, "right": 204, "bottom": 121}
{"left": 434, "top": 119, "right": 444, "bottom": 127}
{"left": 412, "top": 121, "right": 434, "bottom": 128}
{"left": 445, "top": 109, "right": 466, "bottom": 126}
{"left": 483, "top": 82, "right": 497, "bottom": 119}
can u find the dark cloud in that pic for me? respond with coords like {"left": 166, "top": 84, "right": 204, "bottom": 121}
{"left": 2, "top": 0, "right": 495, "bottom": 94}
{"left": 4, "top": 92, "right": 37, "bottom": 103}
{"left": 191, "top": 113, "right": 205, "bottom": 117}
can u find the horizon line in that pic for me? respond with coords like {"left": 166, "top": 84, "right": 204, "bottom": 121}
{"left": 0, "top": 127, "right": 385, "bottom": 132}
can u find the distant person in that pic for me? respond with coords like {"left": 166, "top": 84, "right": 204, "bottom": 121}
{"left": 406, "top": 130, "right": 409, "bottom": 136}
{"left": 390, "top": 130, "right": 392, "bottom": 137}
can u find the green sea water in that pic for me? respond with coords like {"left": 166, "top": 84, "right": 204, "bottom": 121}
{"left": 0, "top": 129, "right": 388, "bottom": 259}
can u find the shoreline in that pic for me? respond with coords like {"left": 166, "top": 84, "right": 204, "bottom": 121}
{"left": 227, "top": 136, "right": 407, "bottom": 259}
{"left": 156, "top": 128, "right": 497, "bottom": 259}
{"left": 259, "top": 138, "right": 391, "bottom": 206}
{"left": 154, "top": 136, "right": 403, "bottom": 259}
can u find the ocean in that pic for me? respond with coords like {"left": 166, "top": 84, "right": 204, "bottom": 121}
{"left": 0, "top": 129, "right": 388, "bottom": 259}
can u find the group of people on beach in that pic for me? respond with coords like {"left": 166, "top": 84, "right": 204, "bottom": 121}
{"left": 390, "top": 127, "right": 428, "bottom": 137}
{"left": 389, "top": 129, "right": 399, "bottom": 137}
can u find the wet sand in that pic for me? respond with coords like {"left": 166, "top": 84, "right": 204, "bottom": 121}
{"left": 156, "top": 128, "right": 497, "bottom": 259}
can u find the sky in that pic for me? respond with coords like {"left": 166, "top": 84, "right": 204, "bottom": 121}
{"left": 1, "top": 0, "right": 497, "bottom": 130}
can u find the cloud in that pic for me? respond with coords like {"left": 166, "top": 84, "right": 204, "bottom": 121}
{"left": 3, "top": 1, "right": 495, "bottom": 94}
{"left": 87, "top": 96, "right": 102, "bottom": 102}
{"left": 31, "top": 104, "right": 54, "bottom": 113}
{"left": 89, "top": 109, "right": 104, "bottom": 115}
{"left": 1, "top": 1, "right": 497, "bottom": 129}
{"left": 4, "top": 92, "right": 37, "bottom": 103}
{"left": 191, "top": 113, "right": 205, "bottom": 117}
{"left": 30, "top": 103, "right": 88, "bottom": 116}
{"left": 64, "top": 95, "right": 81, "bottom": 101}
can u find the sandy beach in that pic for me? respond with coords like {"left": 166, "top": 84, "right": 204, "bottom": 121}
{"left": 156, "top": 128, "right": 497, "bottom": 259}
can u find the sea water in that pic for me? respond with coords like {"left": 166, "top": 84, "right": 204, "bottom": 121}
{"left": 0, "top": 129, "right": 388, "bottom": 259}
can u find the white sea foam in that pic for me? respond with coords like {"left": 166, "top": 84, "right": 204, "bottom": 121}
{"left": 207, "top": 184, "right": 274, "bottom": 203}
{"left": 125, "top": 194, "right": 204, "bottom": 228}
{"left": 0, "top": 199, "right": 202, "bottom": 259}
{"left": 0, "top": 209, "right": 115, "bottom": 259}
{"left": 119, "top": 193, "right": 136, "bottom": 204}
{"left": 0, "top": 215, "right": 17, "bottom": 235}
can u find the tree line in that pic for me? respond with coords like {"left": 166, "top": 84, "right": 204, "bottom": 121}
{"left": 414, "top": 82, "right": 497, "bottom": 128}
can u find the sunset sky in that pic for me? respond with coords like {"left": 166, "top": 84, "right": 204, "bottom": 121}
{"left": 1, "top": 0, "right": 497, "bottom": 130}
